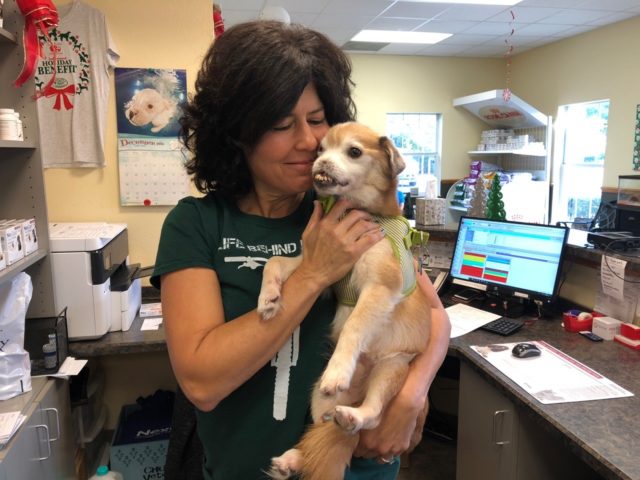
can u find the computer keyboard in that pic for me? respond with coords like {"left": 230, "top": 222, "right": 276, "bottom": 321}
{"left": 480, "top": 318, "right": 523, "bottom": 336}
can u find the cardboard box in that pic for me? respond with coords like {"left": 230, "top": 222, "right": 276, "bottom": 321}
{"left": 110, "top": 403, "right": 171, "bottom": 480}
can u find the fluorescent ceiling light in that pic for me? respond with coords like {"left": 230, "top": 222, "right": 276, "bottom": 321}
{"left": 402, "top": 0, "right": 522, "bottom": 5}
{"left": 351, "top": 30, "right": 452, "bottom": 44}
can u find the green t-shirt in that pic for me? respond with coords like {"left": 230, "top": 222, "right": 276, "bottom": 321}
{"left": 151, "top": 192, "right": 399, "bottom": 479}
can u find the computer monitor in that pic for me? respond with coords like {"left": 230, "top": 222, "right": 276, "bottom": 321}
{"left": 449, "top": 217, "right": 569, "bottom": 305}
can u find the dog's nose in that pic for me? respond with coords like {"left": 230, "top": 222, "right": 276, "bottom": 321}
{"left": 128, "top": 110, "right": 136, "bottom": 120}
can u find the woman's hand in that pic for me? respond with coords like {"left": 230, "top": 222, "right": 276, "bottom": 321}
{"left": 297, "top": 198, "right": 384, "bottom": 289}
{"left": 354, "top": 388, "right": 425, "bottom": 461}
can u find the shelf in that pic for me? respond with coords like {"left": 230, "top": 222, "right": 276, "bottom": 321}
{"left": 450, "top": 205, "right": 469, "bottom": 212}
{"left": 453, "top": 89, "right": 548, "bottom": 128}
{"left": 468, "top": 148, "right": 547, "bottom": 157}
{"left": 0, "top": 139, "right": 37, "bottom": 149}
{"left": 0, "top": 249, "right": 48, "bottom": 286}
{"left": 0, "top": 27, "right": 17, "bottom": 44}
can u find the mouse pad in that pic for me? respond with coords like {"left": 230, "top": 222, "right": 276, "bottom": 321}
{"left": 471, "top": 340, "right": 632, "bottom": 404}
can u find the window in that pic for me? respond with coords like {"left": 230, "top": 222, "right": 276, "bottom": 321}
{"left": 551, "top": 100, "right": 609, "bottom": 225}
{"left": 387, "top": 113, "right": 442, "bottom": 196}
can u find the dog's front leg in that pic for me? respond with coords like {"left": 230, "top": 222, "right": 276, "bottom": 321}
{"left": 319, "top": 286, "right": 399, "bottom": 396}
{"left": 257, "top": 255, "right": 302, "bottom": 320}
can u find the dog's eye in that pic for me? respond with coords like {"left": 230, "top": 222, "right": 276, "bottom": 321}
{"left": 148, "top": 104, "right": 154, "bottom": 109}
{"left": 317, "top": 145, "right": 324, "bottom": 155}
{"left": 348, "top": 147, "right": 362, "bottom": 158}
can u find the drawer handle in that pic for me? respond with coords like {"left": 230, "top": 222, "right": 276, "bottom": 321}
{"left": 33, "top": 424, "right": 52, "bottom": 461}
{"left": 492, "top": 409, "right": 511, "bottom": 446}
{"left": 42, "top": 407, "right": 60, "bottom": 442}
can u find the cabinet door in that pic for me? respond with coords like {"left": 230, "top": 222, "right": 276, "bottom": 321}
{"left": 0, "top": 402, "right": 50, "bottom": 480}
{"left": 457, "top": 362, "right": 518, "bottom": 480}
{"left": 36, "top": 379, "right": 76, "bottom": 480}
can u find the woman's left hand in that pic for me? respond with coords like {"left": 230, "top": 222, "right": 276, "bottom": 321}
{"left": 353, "top": 388, "right": 424, "bottom": 461}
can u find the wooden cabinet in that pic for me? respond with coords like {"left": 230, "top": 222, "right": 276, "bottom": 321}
{"left": 0, "top": 378, "right": 75, "bottom": 479}
{"left": 0, "top": 0, "right": 56, "bottom": 317}
{"left": 457, "top": 362, "right": 602, "bottom": 480}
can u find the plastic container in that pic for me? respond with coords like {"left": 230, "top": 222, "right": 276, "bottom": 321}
{"left": 89, "top": 465, "right": 123, "bottom": 480}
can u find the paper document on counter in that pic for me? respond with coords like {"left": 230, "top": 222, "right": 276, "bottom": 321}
{"left": 0, "top": 411, "right": 26, "bottom": 447}
{"left": 141, "top": 317, "right": 163, "bottom": 330}
{"left": 446, "top": 303, "right": 501, "bottom": 338}
{"left": 140, "top": 302, "right": 162, "bottom": 317}
{"left": 471, "top": 340, "right": 633, "bottom": 404}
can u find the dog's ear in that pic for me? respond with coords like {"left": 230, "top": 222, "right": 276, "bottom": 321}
{"left": 379, "top": 136, "right": 405, "bottom": 178}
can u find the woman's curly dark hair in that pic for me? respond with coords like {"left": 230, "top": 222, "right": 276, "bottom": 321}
{"left": 180, "top": 20, "right": 356, "bottom": 201}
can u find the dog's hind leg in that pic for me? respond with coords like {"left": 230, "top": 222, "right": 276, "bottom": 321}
{"left": 257, "top": 255, "right": 302, "bottom": 320}
{"left": 267, "top": 448, "right": 304, "bottom": 479}
{"left": 319, "top": 285, "right": 400, "bottom": 396}
{"left": 334, "top": 353, "right": 413, "bottom": 433}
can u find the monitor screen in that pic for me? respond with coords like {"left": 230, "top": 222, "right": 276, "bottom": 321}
{"left": 449, "top": 217, "right": 569, "bottom": 302}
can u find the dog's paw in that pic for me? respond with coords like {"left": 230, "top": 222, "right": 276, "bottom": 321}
{"left": 319, "top": 367, "right": 351, "bottom": 397}
{"left": 257, "top": 284, "right": 282, "bottom": 321}
{"left": 266, "top": 449, "right": 303, "bottom": 479}
{"left": 334, "top": 405, "right": 365, "bottom": 433}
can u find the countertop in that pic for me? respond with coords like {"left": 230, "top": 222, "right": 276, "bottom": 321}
{"left": 69, "top": 303, "right": 640, "bottom": 479}
{"left": 450, "top": 318, "right": 639, "bottom": 480}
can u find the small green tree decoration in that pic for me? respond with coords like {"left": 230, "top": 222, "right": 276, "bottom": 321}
{"left": 468, "top": 179, "right": 486, "bottom": 218}
{"left": 485, "top": 174, "right": 506, "bottom": 220}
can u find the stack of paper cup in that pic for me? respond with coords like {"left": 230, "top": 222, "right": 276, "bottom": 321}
{"left": 415, "top": 198, "right": 446, "bottom": 225}
{"left": 0, "top": 109, "right": 23, "bottom": 141}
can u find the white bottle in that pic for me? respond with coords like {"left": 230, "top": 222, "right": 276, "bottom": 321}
{"left": 89, "top": 465, "right": 124, "bottom": 480}
{"left": 0, "top": 108, "right": 18, "bottom": 141}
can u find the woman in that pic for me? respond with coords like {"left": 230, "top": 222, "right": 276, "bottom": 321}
{"left": 151, "top": 20, "right": 450, "bottom": 479}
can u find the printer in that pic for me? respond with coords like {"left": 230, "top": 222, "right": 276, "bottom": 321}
{"left": 49, "top": 223, "right": 142, "bottom": 340}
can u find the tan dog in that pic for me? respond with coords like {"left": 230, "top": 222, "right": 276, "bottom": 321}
{"left": 257, "top": 122, "right": 431, "bottom": 480}
{"left": 124, "top": 88, "right": 176, "bottom": 132}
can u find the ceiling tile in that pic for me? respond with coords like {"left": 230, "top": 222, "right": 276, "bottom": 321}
{"left": 378, "top": 43, "right": 430, "bottom": 54}
{"left": 416, "top": 19, "right": 477, "bottom": 33}
{"left": 367, "top": 17, "right": 429, "bottom": 30}
{"left": 435, "top": 4, "right": 511, "bottom": 22}
{"left": 487, "top": 6, "right": 562, "bottom": 23}
{"left": 577, "top": 0, "right": 640, "bottom": 11}
{"left": 323, "top": 0, "right": 394, "bottom": 15}
{"left": 384, "top": 2, "right": 452, "bottom": 19}
{"left": 464, "top": 21, "right": 525, "bottom": 35}
{"left": 538, "top": 9, "right": 616, "bottom": 24}
{"left": 516, "top": 23, "right": 575, "bottom": 35}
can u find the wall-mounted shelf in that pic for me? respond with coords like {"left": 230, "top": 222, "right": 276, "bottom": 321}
{"left": 0, "top": 27, "right": 17, "bottom": 43}
{"left": 468, "top": 148, "right": 546, "bottom": 157}
{"left": 0, "top": 139, "right": 37, "bottom": 149}
{"left": 453, "top": 89, "right": 553, "bottom": 224}
{"left": 1, "top": 1, "right": 56, "bottom": 318}
{"left": 0, "top": 250, "right": 48, "bottom": 285}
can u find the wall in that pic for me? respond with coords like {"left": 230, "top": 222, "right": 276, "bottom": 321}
{"left": 511, "top": 15, "right": 640, "bottom": 188}
{"left": 350, "top": 54, "right": 504, "bottom": 181}
{"left": 43, "top": 0, "right": 503, "bottom": 273}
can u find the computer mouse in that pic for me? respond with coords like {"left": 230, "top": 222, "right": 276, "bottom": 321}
{"left": 512, "top": 342, "right": 541, "bottom": 359}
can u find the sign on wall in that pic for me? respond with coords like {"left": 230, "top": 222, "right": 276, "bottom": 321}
{"left": 114, "top": 67, "right": 190, "bottom": 206}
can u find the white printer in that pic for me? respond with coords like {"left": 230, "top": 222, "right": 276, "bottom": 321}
{"left": 49, "top": 223, "right": 142, "bottom": 340}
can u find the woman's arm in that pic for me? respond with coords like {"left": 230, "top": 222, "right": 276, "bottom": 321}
{"left": 355, "top": 269, "right": 451, "bottom": 458}
{"left": 162, "top": 200, "right": 383, "bottom": 412}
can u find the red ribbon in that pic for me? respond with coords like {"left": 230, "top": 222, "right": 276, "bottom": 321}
{"left": 42, "top": 83, "right": 75, "bottom": 110}
{"left": 213, "top": 3, "right": 224, "bottom": 38}
{"left": 14, "top": 0, "right": 59, "bottom": 88}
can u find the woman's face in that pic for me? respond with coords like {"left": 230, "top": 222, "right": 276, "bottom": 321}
{"left": 247, "top": 83, "right": 329, "bottom": 197}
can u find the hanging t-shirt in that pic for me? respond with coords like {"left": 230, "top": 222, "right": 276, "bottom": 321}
{"left": 35, "top": 0, "right": 119, "bottom": 168}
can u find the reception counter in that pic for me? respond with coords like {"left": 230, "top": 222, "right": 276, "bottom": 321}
{"left": 69, "top": 295, "right": 640, "bottom": 479}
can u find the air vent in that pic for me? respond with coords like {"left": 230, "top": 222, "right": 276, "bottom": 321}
{"left": 341, "top": 41, "right": 389, "bottom": 52}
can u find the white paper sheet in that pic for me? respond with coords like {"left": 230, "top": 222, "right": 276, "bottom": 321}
{"left": 446, "top": 303, "right": 501, "bottom": 338}
{"left": 471, "top": 340, "right": 633, "bottom": 404}
{"left": 601, "top": 255, "right": 626, "bottom": 300}
{"left": 141, "top": 317, "right": 163, "bottom": 331}
{"left": 0, "top": 411, "right": 26, "bottom": 446}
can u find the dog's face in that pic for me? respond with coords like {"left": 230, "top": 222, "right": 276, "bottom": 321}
{"left": 312, "top": 122, "right": 405, "bottom": 210}
{"left": 124, "top": 88, "right": 175, "bottom": 128}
